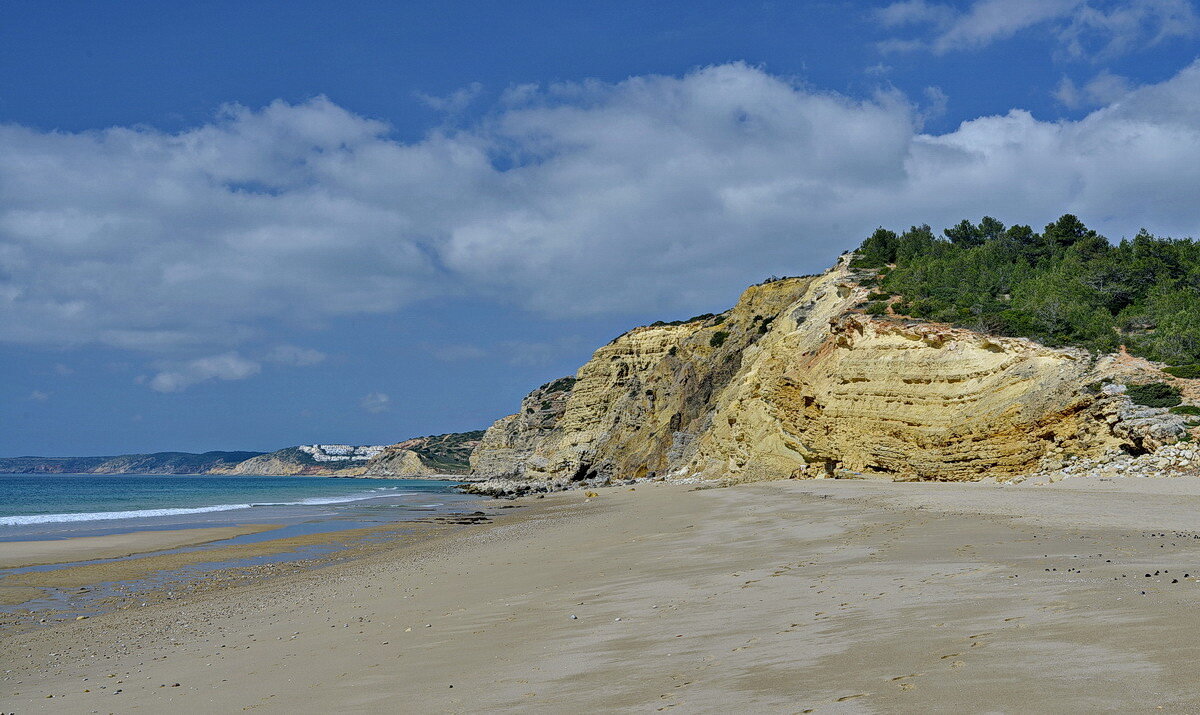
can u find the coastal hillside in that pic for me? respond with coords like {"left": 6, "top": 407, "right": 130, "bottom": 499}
{"left": 0, "top": 451, "right": 264, "bottom": 475}
{"left": 364, "top": 430, "right": 486, "bottom": 476}
{"left": 228, "top": 432, "right": 486, "bottom": 477}
{"left": 1, "top": 431, "right": 485, "bottom": 477}
{"left": 471, "top": 216, "right": 1197, "bottom": 486}
{"left": 218, "top": 445, "right": 383, "bottom": 476}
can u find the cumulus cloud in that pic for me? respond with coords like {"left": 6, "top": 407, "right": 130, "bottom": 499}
{"left": 4, "top": 60, "right": 1200, "bottom": 366}
{"left": 876, "top": 0, "right": 1197, "bottom": 57}
{"left": 360, "top": 392, "right": 390, "bottom": 413}
{"left": 148, "top": 352, "right": 261, "bottom": 392}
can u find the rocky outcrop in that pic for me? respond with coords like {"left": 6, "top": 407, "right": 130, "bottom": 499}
{"left": 472, "top": 257, "right": 1193, "bottom": 485}
{"left": 366, "top": 431, "right": 486, "bottom": 476}
{"left": 363, "top": 448, "right": 432, "bottom": 477}
{"left": 470, "top": 377, "right": 576, "bottom": 479}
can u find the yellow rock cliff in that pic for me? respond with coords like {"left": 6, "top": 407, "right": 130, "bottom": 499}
{"left": 471, "top": 257, "right": 1185, "bottom": 484}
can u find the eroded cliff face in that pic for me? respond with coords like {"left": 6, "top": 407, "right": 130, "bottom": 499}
{"left": 472, "top": 257, "right": 1188, "bottom": 484}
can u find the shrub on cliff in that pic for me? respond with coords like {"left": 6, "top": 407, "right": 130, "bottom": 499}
{"left": 1126, "top": 382, "right": 1183, "bottom": 408}
{"left": 710, "top": 330, "right": 729, "bottom": 348}
{"left": 857, "top": 215, "right": 1200, "bottom": 362}
{"left": 1165, "top": 365, "right": 1200, "bottom": 379}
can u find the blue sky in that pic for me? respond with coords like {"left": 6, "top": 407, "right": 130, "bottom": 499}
{"left": 3, "top": 0, "right": 1200, "bottom": 455}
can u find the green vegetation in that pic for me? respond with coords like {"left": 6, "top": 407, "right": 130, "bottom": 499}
{"left": 411, "top": 430, "right": 487, "bottom": 473}
{"left": 1170, "top": 405, "right": 1200, "bottom": 416}
{"left": 754, "top": 274, "right": 815, "bottom": 286}
{"left": 650, "top": 312, "right": 721, "bottom": 327}
{"left": 541, "top": 376, "right": 577, "bottom": 393}
{"left": 1165, "top": 365, "right": 1200, "bottom": 379}
{"left": 710, "top": 330, "right": 729, "bottom": 348}
{"left": 1126, "top": 382, "right": 1183, "bottom": 408}
{"left": 854, "top": 215, "right": 1200, "bottom": 362}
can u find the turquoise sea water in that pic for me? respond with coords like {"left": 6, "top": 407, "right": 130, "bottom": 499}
{"left": 0, "top": 474, "right": 475, "bottom": 540}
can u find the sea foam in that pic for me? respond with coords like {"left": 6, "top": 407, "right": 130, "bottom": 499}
{"left": 0, "top": 489, "right": 408, "bottom": 526}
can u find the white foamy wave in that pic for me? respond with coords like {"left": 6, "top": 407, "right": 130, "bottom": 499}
{"left": 0, "top": 503, "right": 254, "bottom": 526}
{"left": 0, "top": 490, "right": 413, "bottom": 526}
{"left": 288, "top": 492, "right": 409, "bottom": 506}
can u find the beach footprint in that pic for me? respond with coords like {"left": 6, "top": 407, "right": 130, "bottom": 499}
{"left": 835, "top": 693, "right": 869, "bottom": 702}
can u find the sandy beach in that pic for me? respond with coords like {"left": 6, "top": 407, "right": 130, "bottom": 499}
{"left": 7, "top": 477, "right": 1200, "bottom": 712}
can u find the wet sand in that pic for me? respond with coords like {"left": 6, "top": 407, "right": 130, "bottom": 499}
{"left": 0, "top": 524, "right": 282, "bottom": 569}
{"left": 7, "top": 478, "right": 1200, "bottom": 711}
{"left": 0, "top": 517, "right": 476, "bottom": 608}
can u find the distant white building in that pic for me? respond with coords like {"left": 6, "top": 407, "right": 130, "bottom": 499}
{"left": 298, "top": 444, "right": 386, "bottom": 462}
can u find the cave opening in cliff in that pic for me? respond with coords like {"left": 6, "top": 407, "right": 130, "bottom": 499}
{"left": 1120, "top": 441, "right": 1150, "bottom": 457}
{"left": 570, "top": 462, "right": 597, "bottom": 482}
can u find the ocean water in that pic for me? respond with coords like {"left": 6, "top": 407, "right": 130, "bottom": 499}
{"left": 0, "top": 474, "right": 477, "bottom": 540}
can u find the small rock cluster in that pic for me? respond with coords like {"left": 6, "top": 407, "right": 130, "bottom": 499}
{"left": 1009, "top": 443, "right": 1200, "bottom": 484}
{"left": 461, "top": 479, "right": 573, "bottom": 498}
{"left": 1101, "top": 390, "right": 1192, "bottom": 451}
{"left": 461, "top": 475, "right": 648, "bottom": 498}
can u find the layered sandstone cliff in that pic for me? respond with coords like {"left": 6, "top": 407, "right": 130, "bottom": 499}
{"left": 471, "top": 257, "right": 1190, "bottom": 485}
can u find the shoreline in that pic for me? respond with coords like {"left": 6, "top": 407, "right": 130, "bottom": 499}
{"left": 8, "top": 477, "right": 1200, "bottom": 711}
{"left": 0, "top": 471, "right": 481, "bottom": 479}
{"left": 0, "top": 524, "right": 282, "bottom": 570}
{"left": 0, "top": 510, "right": 491, "bottom": 614}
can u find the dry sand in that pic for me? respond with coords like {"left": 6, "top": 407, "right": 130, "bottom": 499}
{"left": 6, "top": 477, "right": 1200, "bottom": 712}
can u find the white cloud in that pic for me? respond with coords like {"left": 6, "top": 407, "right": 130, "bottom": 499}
{"left": 876, "top": 0, "right": 1197, "bottom": 57}
{"left": 416, "top": 82, "right": 484, "bottom": 114}
{"left": 875, "top": 0, "right": 958, "bottom": 27}
{"left": 936, "top": 0, "right": 1083, "bottom": 52}
{"left": 29, "top": 390, "right": 49, "bottom": 401}
{"left": 1055, "top": 70, "right": 1136, "bottom": 108}
{"left": 920, "top": 86, "right": 950, "bottom": 124}
{"left": 264, "top": 344, "right": 326, "bottom": 366}
{"left": 4, "top": 60, "right": 1200, "bottom": 365}
{"left": 148, "top": 352, "right": 261, "bottom": 392}
{"left": 360, "top": 392, "right": 390, "bottom": 413}
{"left": 1060, "top": 0, "right": 1198, "bottom": 58}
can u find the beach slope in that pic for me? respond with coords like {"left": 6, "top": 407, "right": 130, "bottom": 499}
{"left": 7, "top": 478, "right": 1200, "bottom": 711}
